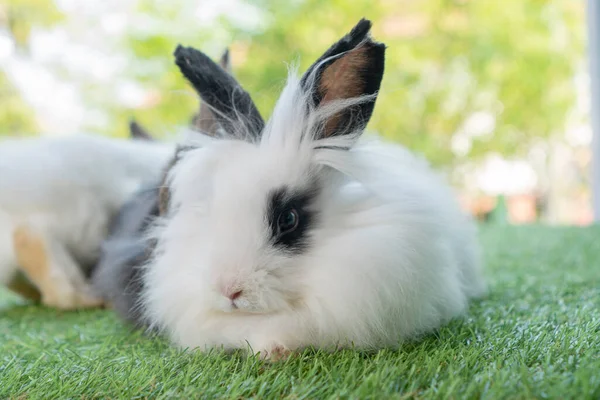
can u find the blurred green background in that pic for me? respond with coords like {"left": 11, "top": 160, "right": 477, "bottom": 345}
{"left": 0, "top": 0, "right": 590, "bottom": 224}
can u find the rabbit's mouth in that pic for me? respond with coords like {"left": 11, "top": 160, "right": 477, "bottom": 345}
{"left": 215, "top": 305, "right": 272, "bottom": 315}
{"left": 213, "top": 291, "right": 267, "bottom": 314}
{"left": 213, "top": 289, "right": 300, "bottom": 315}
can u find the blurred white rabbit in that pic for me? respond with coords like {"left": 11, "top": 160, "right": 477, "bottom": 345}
{"left": 140, "top": 19, "right": 486, "bottom": 360}
{"left": 0, "top": 132, "right": 175, "bottom": 309}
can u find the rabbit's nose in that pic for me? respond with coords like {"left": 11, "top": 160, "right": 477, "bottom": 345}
{"left": 221, "top": 286, "right": 243, "bottom": 301}
{"left": 228, "top": 290, "right": 243, "bottom": 301}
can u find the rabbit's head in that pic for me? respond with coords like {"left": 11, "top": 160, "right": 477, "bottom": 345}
{"left": 145, "top": 19, "right": 385, "bottom": 318}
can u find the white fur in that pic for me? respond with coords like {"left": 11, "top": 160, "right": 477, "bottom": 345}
{"left": 142, "top": 72, "right": 486, "bottom": 355}
{"left": 0, "top": 134, "right": 175, "bottom": 293}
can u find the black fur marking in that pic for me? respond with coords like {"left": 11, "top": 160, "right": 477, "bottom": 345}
{"left": 313, "top": 145, "right": 352, "bottom": 151}
{"left": 266, "top": 186, "right": 320, "bottom": 254}
{"left": 300, "top": 18, "right": 386, "bottom": 138}
{"left": 92, "top": 183, "right": 161, "bottom": 328}
{"left": 174, "top": 144, "right": 198, "bottom": 157}
{"left": 174, "top": 45, "right": 265, "bottom": 140}
{"left": 128, "top": 119, "right": 154, "bottom": 141}
{"left": 220, "top": 48, "right": 230, "bottom": 69}
{"left": 107, "top": 185, "right": 159, "bottom": 237}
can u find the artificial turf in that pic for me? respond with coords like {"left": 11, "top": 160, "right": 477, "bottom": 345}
{"left": 1, "top": 225, "right": 599, "bottom": 399}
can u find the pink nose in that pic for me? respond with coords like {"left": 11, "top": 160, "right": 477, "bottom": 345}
{"left": 226, "top": 290, "right": 243, "bottom": 301}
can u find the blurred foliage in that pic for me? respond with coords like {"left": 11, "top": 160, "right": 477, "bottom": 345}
{"left": 0, "top": 0, "right": 586, "bottom": 168}
{"left": 0, "top": 0, "right": 63, "bottom": 46}
{"left": 0, "top": 72, "right": 38, "bottom": 136}
{"left": 0, "top": 0, "right": 63, "bottom": 136}
{"left": 106, "top": 0, "right": 220, "bottom": 138}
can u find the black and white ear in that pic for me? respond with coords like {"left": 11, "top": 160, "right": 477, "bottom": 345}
{"left": 129, "top": 119, "right": 154, "bottom": 141}
{"left": 191, "top": 48, "right": 232, "bottom": 135}
{"left": 174, "top": 45, "right": 264, "bottom": 140}
{"left": 300, "top": 18, "right": 385, "bottom": 139}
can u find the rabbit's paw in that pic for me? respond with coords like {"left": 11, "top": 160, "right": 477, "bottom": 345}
{"left": 42, "top": 287, "right": 104, "bottom": 310}
{"left": 258, "top": 343, "right": 292, "bottom": 362}
{"left": 74, "top": 289, "right": 105, "bottom": 309}
{"left": 13, "top": 225, "right": 104, "bottom": 310}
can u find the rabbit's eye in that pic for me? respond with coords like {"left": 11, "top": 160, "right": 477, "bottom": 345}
{"left": 277, "top": 208, "right": 299, "bottom": 235}
{"left": 267, "top": 187, "right": 318, "bottom": 253}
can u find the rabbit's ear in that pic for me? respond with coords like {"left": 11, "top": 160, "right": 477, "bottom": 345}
{"left": 191, "top": 48, "right": 232, "bottom": 135}
{"left": 175, "top": 45, "right": 264, "bottom": 140}
{"left": 129, "top": 119, "right": 154, "bottom": 141}
{"left": 301, "top": 18, "right": 385, "bottom": 139}
{"left": 219, "top": 48, "right": 232, "bottom": 73}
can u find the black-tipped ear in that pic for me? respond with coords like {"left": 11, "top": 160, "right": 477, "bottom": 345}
{"left": 219, "top": 48, "right": 232, "bottom": 73}
{"left": 129, "top": 119, "right": 154, "bottom": 141}
{"left": 174, "top": 45, "right": 264, "bottom": 139}
{"left": 191, "top": 48, "right": 233, "bottom": 135}
{"left": 300, "top": 18, "right": 385, "bottom": 139}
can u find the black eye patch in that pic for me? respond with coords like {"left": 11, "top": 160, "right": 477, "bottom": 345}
{"left": 266, "top": 185, "right": 320, "bottom": 254}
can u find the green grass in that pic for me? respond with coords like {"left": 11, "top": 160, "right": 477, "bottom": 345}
{"left": 1, "top": 226, "right": 599, "bottom": 399}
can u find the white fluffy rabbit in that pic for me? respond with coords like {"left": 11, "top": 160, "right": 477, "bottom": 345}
{"left": 0, "top": 133, "right": 174, "bottom": 309}
{"left": 142, "top": 19, "right": 486, "bottom": 360}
